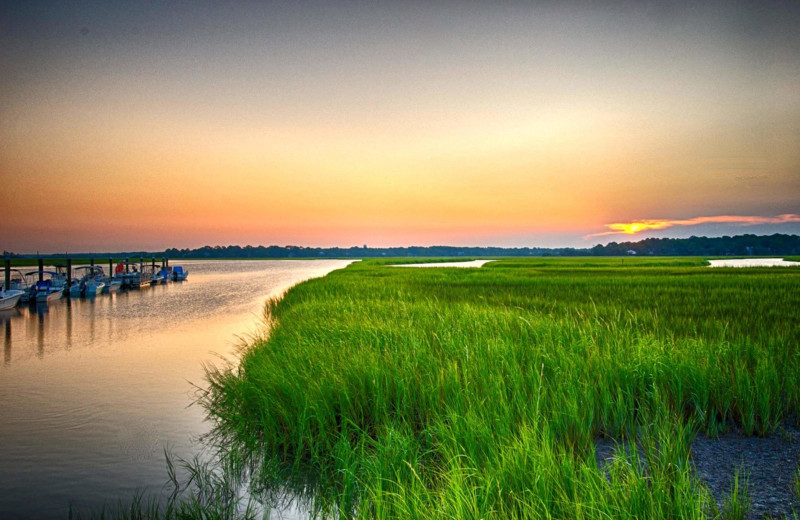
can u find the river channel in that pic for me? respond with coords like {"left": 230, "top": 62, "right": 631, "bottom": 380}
{"left": 0, "top": 259, "right": 352, "bottom": 519}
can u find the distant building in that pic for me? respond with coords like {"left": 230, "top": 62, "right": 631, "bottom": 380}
{"left": 627, "top": 250, "right": 637, "bottom": 255}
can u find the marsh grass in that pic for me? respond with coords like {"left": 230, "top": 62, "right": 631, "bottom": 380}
{"left": 717, "top": 469, "right": 750, "bottom": 520}
{"left": 188, "top": 258, "right": 800, "bottom": 518}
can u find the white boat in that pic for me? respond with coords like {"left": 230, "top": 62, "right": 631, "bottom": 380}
{"left": 84, "top": 276, "right": 106, "bottom": 297}
{"left": 28, "top": 270, "right": 67, "bottom": 303}
{"left": 50, "top": 265, "right": 70, "bottom": 293}
{"left": 7, "top": 270, "right": 32, "bottom": 303}
{"left": 34, "top": 279, "right": 62, "bottom": 303}
{"left": 104, "top": 279, "right": 121, "bottom": 293}
{"left": 19, "top": 272, "right": 37, "bottom": 304}
{"left": 0, "top": 288, "right": 24, "bottom": 310}
{"left": 69, "top": 278, "right": 84, "bottom": 298}
{"left": 71, "top": 266, "right": 107, "bottom": 297}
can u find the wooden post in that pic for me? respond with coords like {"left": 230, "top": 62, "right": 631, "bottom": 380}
{"left": 109, "top": 258, "right": 113, "bottom": 278}
{"left": 90, "top": 258, "right": 94, "bottom": 267}
{"left": 125, "top": 258, "right": 129, "bottom": 273}
{"left": 38, "top": 257, "right": 44, "bottom": 282}
{"left": 3, "top": 257, "right": 10, "bottom": 291}
{"left": 165, "top": 257, "right": 169, "bottom": 267}
{"left": 151, "top": 257, "right": 156, "bottom": 271}
{"left": 66, "top": 258, "right": 72, "bottom": 290}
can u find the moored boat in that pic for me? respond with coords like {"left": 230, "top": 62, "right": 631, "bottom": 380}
{"left": 104, "top": 279, "right": 122, "bottom": 293}
{"left": 150, "top": 272, "right": 165, "bottom": 285}
{"left": 84, "top": 277, "right": 106, "bottom": 297}
{"left": 19, "top": 272, "right": 38, "bottom": 304}
{"left": 69, "top": 278, "right": 84, "bottom": 298}
{"left": 34, "top": 279, "right": 63, "bottom": 303}
{"left": 0, "top": 288, "right": 24, "bottom": 310}
{"left": 74, "top": 266, "right": 107, "bottom": 297}
{"left": 156, "top": 268, "right": 171, "bottom": 284}
{"left": 7, "top": 270, "right": 32, "bottom": 303}
{"left": 113, "top": 262, "right": 150, "bottom": 288}
{"left": 172, "top": 266, "right": 188, "bottom": 281}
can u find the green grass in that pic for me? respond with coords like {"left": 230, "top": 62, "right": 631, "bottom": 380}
{"left": 196, "top": 258, "right": 800, "bottom": 518}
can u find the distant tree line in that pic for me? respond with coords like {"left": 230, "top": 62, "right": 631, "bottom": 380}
{"left": 5, "top": 233, "right": 799, "bottom": 259}
{"left": 161, "top": 244, "right": 587, "bottom": 258}
{"left": 162, "top": 234, "right": 800, "bottom": 258}
{"left": 590, "top": 234, "right": 800, "bottom": 256}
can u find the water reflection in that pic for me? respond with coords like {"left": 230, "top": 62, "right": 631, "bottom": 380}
{"left": 4, "top": 319, "right": 10, "bottom": 366}
{"left": 0, "top": 260, "right": 353, "bottom": 519}
{"left": 65, "top": 298, "right": 73, "bottom": 352}
{"left": 37, "top": 304, "right": 46, "bottom": 358}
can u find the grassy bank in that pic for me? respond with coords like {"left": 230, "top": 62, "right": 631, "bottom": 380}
{"left": 205, "top": 258, "right": 800, "bottom": 518}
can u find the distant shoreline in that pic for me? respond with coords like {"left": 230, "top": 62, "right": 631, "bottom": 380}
{"left": 5, "top": 233, "right": 799, "bottom": 261}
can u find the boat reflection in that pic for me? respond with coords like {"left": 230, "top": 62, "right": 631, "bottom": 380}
{"left": 4, "top": 319, "right": 10, "bottom": 366}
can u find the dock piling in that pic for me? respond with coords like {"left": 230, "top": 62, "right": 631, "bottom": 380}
{"left": 66, "top": 258, "right": 72, "bottom": 290}
{"left": 38, "top": 258, "right": 44, "bottom": 282}
{"left": 4, "top": 258, "right": 9, "bottom": 290}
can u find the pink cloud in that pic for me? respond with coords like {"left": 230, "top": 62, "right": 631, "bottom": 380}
{"left": 586, "top": 214, "right": 800, "bottom": 238}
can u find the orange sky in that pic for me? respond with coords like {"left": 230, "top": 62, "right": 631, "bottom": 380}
{"left": 1, "top": 2, "right": 799, "bottom": 252}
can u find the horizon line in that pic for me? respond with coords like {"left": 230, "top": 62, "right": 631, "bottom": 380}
{"left": 5, "top": 231, "right": 799, "bottom": 257}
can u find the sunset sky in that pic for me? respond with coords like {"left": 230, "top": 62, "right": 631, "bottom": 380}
{"left": 1, "top": 1, "right": 799, "bottom": 252}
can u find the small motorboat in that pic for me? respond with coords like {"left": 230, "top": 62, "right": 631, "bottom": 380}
{"left": 34, "top": 279, "right": 63, "bottom": 303}
{"left": 172, "top": 266, "right": 188, "bottom": 281}
{"left": 7, "top": 270, "right": 31, "bottom": 303}
{"left": 19, "top": 271, "right": 39, "bottom": 304}
{"left": 104, "top": 279, "right": 122, "bottom": 293}
{"left": 0, "top": 287, "right": 24, "bottom": 310}
{"left": 50, "top": 265, "right": 70, "bottom": 293}
{"left": 156, "top": 268, "right": 171, "bottom": 284}
{"left": 69, "top": 278, "right": 84, "bottom": 298}
{"left": 84, "top": 277, "right": 106, "bottom": 297}
{"left": 79, "top": 266, "right": 107, "bottom": 297}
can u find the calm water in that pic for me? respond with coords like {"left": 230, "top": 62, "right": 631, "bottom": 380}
{"left": 0, "top": 259, "right": 352, "bottom": 519}
{"left": 392, "top": 260, "right": 495, "bottom": 268}
{"left": 708, "top": 258, "right": 800, "bottom": 268}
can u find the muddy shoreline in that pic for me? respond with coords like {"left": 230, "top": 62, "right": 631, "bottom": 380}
{"left": 596, "top": 425, "right": 800, "bottom": 519}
